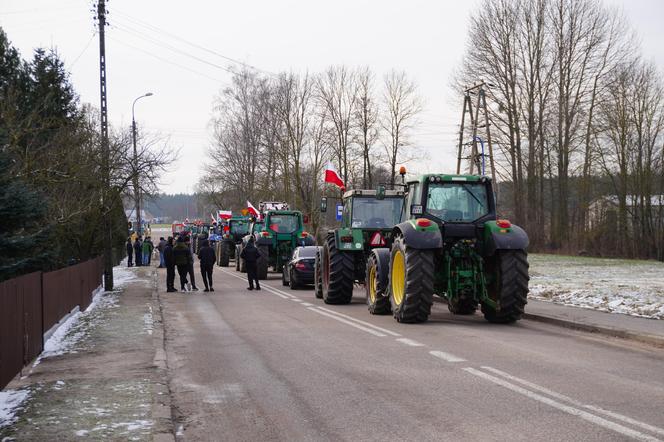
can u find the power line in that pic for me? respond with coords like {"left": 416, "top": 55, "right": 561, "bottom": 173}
{"left": 68, "top": 32, "right": 96, "bottom": 68}
{"left": 111, "top": 9, "right": 275, "bottom": 77}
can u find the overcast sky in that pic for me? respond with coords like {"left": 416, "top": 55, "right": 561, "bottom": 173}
{"left": 1, "top": 0, "right": 663, "bottom": 194}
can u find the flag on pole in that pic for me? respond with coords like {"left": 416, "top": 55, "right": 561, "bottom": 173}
{"left": 246, "top": 201, "right": 259, "bottom": 217}
{"left": 324, "top": 162, "right": 345, "bottom": 191}
{"left": 218, "top": 210, "right": 232, "bottom": 220}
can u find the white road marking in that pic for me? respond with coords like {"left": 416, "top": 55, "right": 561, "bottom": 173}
{"left": 307, "top": 308, "right": 387, "bottom": 337}
{"left": 463, "top": 367, "right": 660, "bottom": 442}
{"left": 220, "top": 270, "right": 291, "bottom": 299}
{"left": 301, "top": 302, "right": 314, "bottom": 307}
{"left": 396, "top": 338, "right": 425, "bottom": 347}
{"left": 429, "top": 350, "right": 466, "bottom": 362}
{"left": 255, "top": 280, "right": 296, "bottom": 298}
{"left": 481, "top": 366, "right": 664, "bottom": 438}
{"left": 316, "top": 307, "right": 402, "bottom": 337}
{"left": 290, "top": 298, "right": 303, "bottom": 302}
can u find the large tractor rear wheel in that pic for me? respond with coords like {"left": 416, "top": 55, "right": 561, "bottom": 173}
{"left": 388, "top": 236, "right": 434, "bottom": 323}
{"left": 481, "top": 250, "right": 529, "bottom": 323}
{"left": 314, "top": 247, "right": 323, "bottom": 299}
{"left": 257, "top": 245, "right": 269, "bottom": 280}
{"left": 220, "top": 242, "right": 231, "bottom": 267}
{"left": 322, "top": 234, "right": 354, "bottom": 305}
{"left": 366, "top": 249, "right": 391, "bottom": 315}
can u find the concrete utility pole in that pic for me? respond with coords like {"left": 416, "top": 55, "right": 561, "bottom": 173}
{"left": 132, "top": 92, "right": 153, "bottom": 236}
{"left": 97, "top": 0, "right": 113, "bottom": 291}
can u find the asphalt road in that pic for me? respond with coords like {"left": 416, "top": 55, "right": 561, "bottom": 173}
{"left": 159, "top": 261, "right": 664, "bottom": 441}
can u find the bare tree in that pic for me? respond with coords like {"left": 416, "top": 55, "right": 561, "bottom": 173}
{"left": 354, "top": 67, "right": 380, "bottom": 188}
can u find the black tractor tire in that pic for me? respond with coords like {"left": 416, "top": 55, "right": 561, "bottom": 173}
{"left": 322, "top": 234, "right": 354, "bottom": 305}
{"left": 282, "top": 268, "right": 289, "bottom": 286}
{"left": 481, "top": 250, "right": 529, "bottom": 323}
{"left": 388, "top": 236, "right": 435, "bottom": 323}
{"left": 220, "top": 242, "right": 231, "bottom": 267}
{"left": 257, "top": 245, "right": 269, "bottom": 280}
{"left": 366, "top": 249, "right": 391, "bottom": 315}
{"left": 314, "top": 247, "right": 323, "bottom": 299}
{"left": 289, "top": 270, "right": 299, "bottom": 290}
{"left": 448, "top": 294, "right": 477, "bottom": 315}
{"left": 238, "top": 245, "right": 247, "bottom": 273}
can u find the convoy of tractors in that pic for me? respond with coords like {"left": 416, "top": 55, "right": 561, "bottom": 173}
{"left": 214, "top": 171, "right": 529, "bottom": 325}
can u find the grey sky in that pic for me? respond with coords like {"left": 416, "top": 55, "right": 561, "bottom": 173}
{"left": 1, "top": 0, "right": 663, "bottom": 194}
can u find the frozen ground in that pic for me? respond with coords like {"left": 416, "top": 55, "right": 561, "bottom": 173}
{"left": 529, "top": 254, "right": 664, "bottom": 319}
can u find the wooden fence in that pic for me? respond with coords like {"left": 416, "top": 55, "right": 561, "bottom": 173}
{"left": 0, "top": 257, "right": 103, "bottom": 390}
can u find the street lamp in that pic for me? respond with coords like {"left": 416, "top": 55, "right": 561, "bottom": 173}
{"left": 132, "top": 92, "right": 153, "bottom": 236}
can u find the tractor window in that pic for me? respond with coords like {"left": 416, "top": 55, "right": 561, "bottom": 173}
{"left": 351, "top": 197, "right": 403, "bottom": 229}
{"left": 267, "top": 215, "right": 300, "bottom": 234}
{"left": 251, "top": 221, "right": 264, "bottom": 234}
{"left": 230, "top": 220, "right": 249, "bottom": 235}
{"left": 426, "top": 183, "right": 489, "bottom": 222}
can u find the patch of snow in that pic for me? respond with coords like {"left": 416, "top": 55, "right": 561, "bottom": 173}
{"left": 529, "top": 254, "right": 664, "bottom": 319}
{"left": 41, "top": 311, "right": 84, "bottom": 358}
{"left": 0, "top": 389, "right": 29, "bottom": 428}
{"left": 143, "top": 305, "right": 153, "bottom": 336}
{"left": 74, "top": 429, "right": 89, "bottom": 436}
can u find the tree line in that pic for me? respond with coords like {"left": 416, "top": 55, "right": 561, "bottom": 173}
{"left": 0, "top": 28, "right": 173, "bottom": 281}
{"left": 456, "top": 0, "right": 664, "bottom": 260}
{"left": 199, "top": 66, "right": 421, "bottom": 237}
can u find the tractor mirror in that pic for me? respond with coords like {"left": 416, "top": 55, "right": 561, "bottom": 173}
{"left": 411, "top": 204, "right": 423, "bottom": 215}
{"left": 303, "top": 214, "right": 310, "bottom": 224}
{"left": 320, "top": 197, "right": 328, "bottom": 213}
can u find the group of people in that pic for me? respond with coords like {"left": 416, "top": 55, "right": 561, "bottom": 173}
{"left": 126, "top": 229, "right": 265, "bottom": 293}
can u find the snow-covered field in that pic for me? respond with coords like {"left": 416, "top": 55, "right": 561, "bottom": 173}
{"left": 529, "top": 254, "right": 664, "bottom": 319}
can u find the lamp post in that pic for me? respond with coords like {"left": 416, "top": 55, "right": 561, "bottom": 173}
{"left": 132, "top": 92, "right": 153, "bottom": 236}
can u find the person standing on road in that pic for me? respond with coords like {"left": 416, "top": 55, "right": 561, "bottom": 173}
{"left": 197, "top": 239, "right": 216, "bottom": 292}
{"left": 164, "top": 237, "right": 176, "bottom": 292}
{"left": 240, "top": 236, "right": 262, "bottom": 290}
{"left": 126, "top": 237, "right": 133, "bottom": 267}
{"left": 143, "top": 236, "right": 154, "bottom": 266}
{"left": 134, "top": 236, "right": 143, "bottom": 267}
{"left": 157, "top": 237, "right": 167, "bottom": 268}
{"left": 173, "top": 236, "right": 191, "bottom": 291}
{"left": 184, "top": 235, "right": 199, "bottom": 291}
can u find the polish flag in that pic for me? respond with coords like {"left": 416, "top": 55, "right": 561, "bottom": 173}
{"left": 210, "top": 213, "right": 217, "bottom": 223}
{"left": 218, "top": 210, "right": 232, "bottom": 220}
{"left": 247, "top": 201, "right": 259, "bottom": 218}
{"left": 325, "top": 162, "right": 345, "bottom": 191}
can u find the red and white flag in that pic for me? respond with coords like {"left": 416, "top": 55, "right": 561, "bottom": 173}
{"left": 324, "top": 162, "right": 345, "bottom": 190}
{"left": 246, "top": 201, "right": 259, "bottom": 218}
{"left": 218, "top": 210, "right": 232, "bottom": 220}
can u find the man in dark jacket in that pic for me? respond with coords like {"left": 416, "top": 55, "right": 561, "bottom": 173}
{"left": 164, "top": 237, "right": 176, "bottom": 292}
{"left": 184, "top": 236, "right": 198, "bottom": 291}
{"left": 126, "top": 238, "right": 133, "bottom": 267}
{"left": 197, "top": 239, "right": 216, "bottom": 292}
{"left": 173, "top": 236, "right": 191, "bottom": 291}
{"left": 134, "top": 236, "right": 143, "bottom": 266}
{"left": 157, "top": 237, "right": 167, "bottom": 268}
{"left": 240, "top": 236, "right": 262, "bottom": 290}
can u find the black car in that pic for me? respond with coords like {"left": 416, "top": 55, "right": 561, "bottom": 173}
{"left": 282, "top": 246, "right": 318, "bottom": 289}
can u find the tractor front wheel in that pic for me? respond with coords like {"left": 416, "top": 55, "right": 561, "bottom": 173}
{"left": 322, "top": 234, "right": 354, "bottom": 305}
{"left": 366, "top": 249, "right": 391, "bottom": 315}
{"left": 257, "top": 245, "right": 269, "bottom": 280}
{"left": 314, "top": 247, "right": 323, "bottom": 299}
{"left": 388, "top": 236, "right": 434, "bottom": 323}
{"left": 220, "top": 242, "right": 231, "bottom": 267}
{"left": 481, "top": 250, "right": 529, "bottom": 323}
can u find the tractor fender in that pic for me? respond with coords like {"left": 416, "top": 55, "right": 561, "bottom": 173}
{"left": 369, "top": 248, "right": 391, "bottom": 290}
{"left": 484, "top": 223, "right": 529, "bottom": 255}
{"left": 393, "top": 221, "right": 442, "bottom": 249}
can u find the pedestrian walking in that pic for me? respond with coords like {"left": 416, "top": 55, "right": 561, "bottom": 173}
{"left": 143, "top": 236, "right": 154, "bottom": 265}
{"left": 134, "top": 236, "right": 143, "bottom": 267}
{"left": 240, "top": 236, "right": 262, "bottom": 290}
{"left": 197, "top": 239, "right": 216, "bottom": 292}
{"left": 164, "top": 237, "right": 176, "bottom": 292}
{"left": 157, "top": 237, "right": 167, "bottom": 268}
{"left": 173, "top": 236, "right": 191, "bottom": 291}
{"left": 126, "top": 237, "right": 133, "bottom": 267}
{"left": 184, "top": 236, "right": 199, "bottom": 291}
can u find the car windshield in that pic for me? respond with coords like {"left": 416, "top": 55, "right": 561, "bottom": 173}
{"left": 426, "top": 182, "right": 489, "bottom": 222}
{"left": 351, "top": 197, "right": 403, "bottom": 228}
{"left": 230, "top": 220, "right": 249, "bottom": 235}
{"left": 267, "top": 215, "right": 300, "bottom": 234}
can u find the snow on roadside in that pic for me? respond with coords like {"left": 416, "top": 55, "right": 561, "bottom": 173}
{"left": 0, "top": 389, "right": 30, "bottom": 428}
{"left": 529, "top": 254, "right": 664, "bottom": 319}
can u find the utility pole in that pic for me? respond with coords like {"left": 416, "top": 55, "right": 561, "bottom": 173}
{"left": 132, "top": 92, "right": 153, "bottom": 237}
{"left": 97, "top": 0, "right": 113, "bottom": 291}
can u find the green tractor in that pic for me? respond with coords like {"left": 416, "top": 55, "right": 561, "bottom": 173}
{"left": 216, "top": 216, "right": 250, "bottom": 267}
{"left": 315, "top": 188, "right": 404, "bottom": 304}
{"left": 367, "top": 174, "right": 529, "bottom": 323}
{"left": 251, "top": 209, "right": 315, "bottom": 279}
